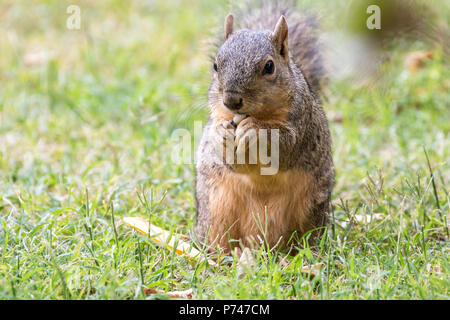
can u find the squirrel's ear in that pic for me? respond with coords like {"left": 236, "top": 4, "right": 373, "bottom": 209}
{"left": 224, "top": 14, "right": 234, "bottom": 40}
{"left": 272, "top": 15, "right": 289, "bottom": 58}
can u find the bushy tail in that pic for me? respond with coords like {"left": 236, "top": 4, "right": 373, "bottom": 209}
{"left": 233, "top": 0, "right": 326, "bottom": 93}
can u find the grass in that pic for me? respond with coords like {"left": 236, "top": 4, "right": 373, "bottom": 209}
{"left": 0, "top": 0, "right": 449, "bottom": 299}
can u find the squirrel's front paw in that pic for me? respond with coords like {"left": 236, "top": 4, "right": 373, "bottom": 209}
{"left": 235, "top": 117, "right": 259, "bottom": 164}
{"left": 212, "top": 120, "right": 236, "bottom": 158}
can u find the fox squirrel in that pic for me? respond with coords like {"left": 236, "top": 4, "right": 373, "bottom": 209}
{"left": 195, "top": 3, "right": 334, "bottom": 253}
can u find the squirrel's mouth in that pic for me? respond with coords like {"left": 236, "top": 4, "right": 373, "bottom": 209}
{"left": 230, "top": 109, "right": 251, "bottom": 117}
{"left": 221, "top": 101, "right": 249, "bottom": 116}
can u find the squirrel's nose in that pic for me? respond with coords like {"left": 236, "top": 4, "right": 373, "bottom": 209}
{"left": 223, "top": 92, "right": 243, "bottom": 111}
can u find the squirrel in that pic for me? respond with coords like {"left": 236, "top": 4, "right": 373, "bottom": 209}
{"left": 194, "top": 2, "right": 334, "bottom": 253}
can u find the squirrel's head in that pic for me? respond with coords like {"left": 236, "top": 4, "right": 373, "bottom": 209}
{"left": 210, "top": 14, "right": 294, "bottom": 120}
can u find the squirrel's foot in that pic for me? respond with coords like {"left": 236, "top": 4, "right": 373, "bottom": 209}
{"left": 235, "top": 117, "right": 259, "bottom": 163}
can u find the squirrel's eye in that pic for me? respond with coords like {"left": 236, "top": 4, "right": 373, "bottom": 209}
{"left": 262, "top": 60, "right": 274, "bottom": 75}
{"left": 213, "top": 61, "right": 218, "bottom": 72}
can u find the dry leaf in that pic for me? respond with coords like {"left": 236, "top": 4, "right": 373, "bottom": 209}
{"left": 301, "top": 263, "right": 324, "bottom": 279}
{"left": 144, "top": 288, "right": 193, "bottom": 299}
{"left": 143, "top": 288, "right": 159, "bottom": 296}
{"left": 237, "top": 247, "right": 255, "bottom": 269}
{"left": 235, "top": 247, "right": 256, "bottom": 279}
{"left": 404, "top": 51, "right": 433, "bottom": 73}
{"left": 166, "top": 289, "right": 193, "bottom": 299}
{"left": 426, "top": 263, "right": 442, "bottom": 275}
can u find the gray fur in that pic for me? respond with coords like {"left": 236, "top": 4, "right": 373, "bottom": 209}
{"left": 222, "top": 0, "right": 327, "bottom": 93}
{"left": 194, "top": 1, "right": 334, "bottom": 249}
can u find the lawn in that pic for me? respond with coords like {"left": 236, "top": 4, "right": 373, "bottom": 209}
{"left": 0, "top": 0, "right": 448, "bottom": 299}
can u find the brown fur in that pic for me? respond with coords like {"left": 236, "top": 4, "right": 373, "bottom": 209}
{"left": 203, "top": 167, "right": 316, "bottom": 253}
{"left": 194, "top": 3, "right": 334, "bottom": 254}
